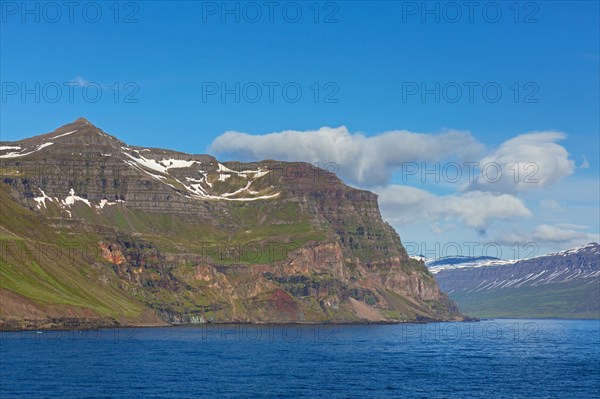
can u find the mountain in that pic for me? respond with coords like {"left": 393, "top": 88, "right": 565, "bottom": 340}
{"left": 426, "top": 256, "right": 517, "bottom": 274}
{"left": 433, "top": 243, "right": 600, "bottom": 319}
{"left": 427, "top": 255, "right": 501, "bottom": 267}
{"left": 0, "top": 118, "right": 463, "bottom": 329}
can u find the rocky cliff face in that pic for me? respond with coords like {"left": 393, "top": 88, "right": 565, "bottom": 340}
{"left": 0, "top": 118, "right": 462, "bottom": 328}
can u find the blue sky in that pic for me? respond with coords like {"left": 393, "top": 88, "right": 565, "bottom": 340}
{"left": 1, "top": 1, "right": 599, "bottom": 258}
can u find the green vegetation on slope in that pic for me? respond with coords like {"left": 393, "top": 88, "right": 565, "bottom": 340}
{"left": 449, "top": 281, "right": 600, "bottom": 319}
{"left": 0, "top": 186, "right": 149, "bottom": 321}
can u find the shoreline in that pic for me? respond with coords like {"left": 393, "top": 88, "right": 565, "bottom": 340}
{"left": 0, "top": 317, "right": 478, "bottom": 333}
{"left": 3, "top": 317, "right": 598, "bottom": 333}
{"left": 4, "top": 316, "right": 597, "bottom": 333}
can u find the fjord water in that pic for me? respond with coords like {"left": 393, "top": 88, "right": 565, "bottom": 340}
{"left": 1, "top": 319, "right": 598, "bottom": 398}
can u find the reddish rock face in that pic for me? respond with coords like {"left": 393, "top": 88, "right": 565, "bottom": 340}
{"left": 271, "top": 289, "right": 298, "bottom": 313}
{"left": 99, "top": 242, "right": 126, "bottom": 265}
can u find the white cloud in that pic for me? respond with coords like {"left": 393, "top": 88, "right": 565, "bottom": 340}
{"left": 466, "top": 131, "right": 575, "bottom": 194}
{"left": 210, "top": 128, "right": 575, "bottom": 194}
{"left": 210, "top": 126, "right": 484, "bottom": 186}
{"left": 430, "top": 222, "right": 456, "bottom": 234}
{"left": 376, "top": 185, "right": 532, "bottom": 232}
{"left": 533, "top": 224, "right": 597, "bottom": 244}
{"left": 497, "top": 224, "right": 599, "bottom": 248}
{"left": 556, "top": 223, "right": 590, "bottom": 230}
{"left": 209, "top": 126, "right": 591, "bottom": 243}
{"left": 539, "top": 199, "right": 561, "bottom": 210}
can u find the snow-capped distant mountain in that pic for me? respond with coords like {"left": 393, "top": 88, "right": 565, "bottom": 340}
{"left": 546, "top": 242, "right": 600, "bottom": 257}
{"left": 433, "top": 242, "right": 600, "bottom": 319}
{"left": 427, "top": 255, "right": 500, "bottom": 267}
{"left": 426, "top": 256, "right": 518, "bottom": 274}
{"left": 424, "top": 242, "right": 600, "bottom": 275}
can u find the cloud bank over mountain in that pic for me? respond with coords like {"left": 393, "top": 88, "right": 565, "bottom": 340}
{"left": 210, "top": 126, "right": 484, "bottom": 186}
{"left": 210, "top": 126, "right": 595, "bottom": 250}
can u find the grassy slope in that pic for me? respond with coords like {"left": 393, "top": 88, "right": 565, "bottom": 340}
{"left": 0, "top": 183, "right": 331, "bottom": 324}
{"left": 91, "top": 199, "right": 327, "bottom": 259}
{"left": 0, "top": 185, "right": 151, "bottom": 322}
{"left": 1, "top": 177, "right": 454, "bottom": 324}
{"left": 449, "top": 280, "right": 600, "bottom": 319}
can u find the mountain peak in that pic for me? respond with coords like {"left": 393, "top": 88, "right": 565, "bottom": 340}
{"left": 0, "top": 118, "right": 122, "bottom": 158}
{"left": 73, "top": 117, "right": 92, "bottom": 126}
{"left": 58, "top": 117, "right": 98, "bottom": 132}
{"left": 48, "top": 117, "right": 100, "bottom": 135}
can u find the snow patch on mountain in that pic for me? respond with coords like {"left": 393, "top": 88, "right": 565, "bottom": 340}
{"left": 160, "top": 158, "right": 198, "bottom": 169}
{"left": 63, "top": 188, "right": 91, "bottom": 207}
{"left": 121, "top": 149, "right": 279, "bottom": 201}
{"left": 95, "top": 198, "right": 124, "bottom": 213}
{"left": 33, "top": 189, "right": 53, "bottom": 209}
{"left": 426, "top": 256, "right": 517, "bottom": 274}
{"left": 546, "top": 242, "right": 600, "bottom": 257}
{"left": 123, "top": 151, "right": 169, "bottom": 173}
{"left": 53, "top": 130, "right": 78, "bottom": 139}
{"left": 0, "top": 142, "right": 54, "bottom": 158}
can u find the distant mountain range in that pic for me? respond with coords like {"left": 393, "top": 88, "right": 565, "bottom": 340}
{"left": 424, "top": 256, "right": 517, "bottom": 274}
{"left": 431, "top": 243, "right": 600, "bottom": 319}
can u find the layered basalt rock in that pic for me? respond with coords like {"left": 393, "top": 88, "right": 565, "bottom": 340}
{"left": 0, "top": 118, "right": 463, "bottom": 328}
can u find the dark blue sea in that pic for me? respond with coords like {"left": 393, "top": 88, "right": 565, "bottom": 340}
{"left": 1, "top": 319, "right": 599, "bottom": 398}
